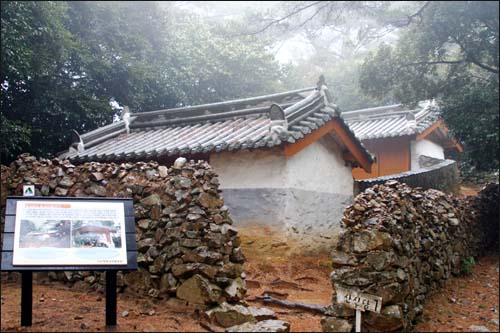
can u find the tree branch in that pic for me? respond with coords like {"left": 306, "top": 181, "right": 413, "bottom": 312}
{"left": 466, "top": 54, "right": 499, "bottom": 74}
{"left": 451, "top": 36, "right": 499, "bottom": 74}
{"left": 293, "top": 2, "right": 331, "bottom": 31}
{"left": 401, "top": 59, "right": 466, "bottom": 67}
{"left": 242, "top": 1, "right": 323, "bottom": 36}
{"left": 401, "top": 58, "right": 499, "bottom": 74}
{"left": 387, "top": 1, "right": 430, "bottom": 27}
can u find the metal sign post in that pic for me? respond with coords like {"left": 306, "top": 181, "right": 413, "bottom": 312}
{"left": 336, "top": 286, "right": 383, "bottom": 333}
{"left": 356, "top": 309, "right": 362, "bottom": 332}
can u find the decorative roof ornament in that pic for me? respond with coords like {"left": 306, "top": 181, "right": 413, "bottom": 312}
{"left": 68, "top": 129, "right": 85, "bottom": 153}
{"left": 269, "top": 103, "right": 288, "bottom": 141}
{"left": 317, "top": 75, "right": 340, "bottom": 116}
{"left": 122, "top": 106, "right": 131, "bottom": 134}
{"left": 405, "top": 112, "right": 417, "bottom": 130}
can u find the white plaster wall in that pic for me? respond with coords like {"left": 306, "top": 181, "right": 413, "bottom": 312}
{"left": 285, "top": 137, "right": 353, "bottom": 195}
{"left": 209, "top": 148, "right": 287, "bottom": 188}
{"left": 411, "top": 139, "right": 445, "bottom": 170}
{"left": 210, "top": 138, "right": 354, "bottom": 194}
{"left": 209, "top": 138, "right": 355, "bottom": 250}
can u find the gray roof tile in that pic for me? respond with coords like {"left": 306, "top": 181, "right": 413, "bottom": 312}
{"left": 342, "top": 101, "right": 440, "bottom": 140}
{"left": 61, "top": 86, "right": 373, "bottom": 167}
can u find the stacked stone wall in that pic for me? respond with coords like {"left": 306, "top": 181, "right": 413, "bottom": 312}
{"left": 1, "top": 154, "right": 246, "bottom": 305}
{"left": 323, "top": 180, "right": 499, "bottom": 332}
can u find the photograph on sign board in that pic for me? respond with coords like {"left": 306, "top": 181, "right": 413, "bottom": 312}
{"left": 72, "top": 220, "right": 122, "bottom": 249}
{"left": 12, "top": 200, "right": 128, "bottom": 266}
{"left": 18, "top": 219, "right": 71, "bottom": 248}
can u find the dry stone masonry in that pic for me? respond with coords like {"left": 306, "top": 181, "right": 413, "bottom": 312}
{"left": 323, "top": 180, "right": 499, "bottom": 332}
{"left": 1, "top": 154, "right": 246, "bottom": 305}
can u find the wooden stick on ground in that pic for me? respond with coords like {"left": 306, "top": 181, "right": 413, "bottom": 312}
{"left": 270, "top": 279, "right": 314, "bottom": 291}
{"left": 249, "top": 295, "right": 327, "bottom": 315}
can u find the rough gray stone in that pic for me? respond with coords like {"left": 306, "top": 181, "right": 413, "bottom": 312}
{"left": 173, "top": 157, "right": 187, "bottom": 169}
{"left": 58, "top": 176, "right": 74, "bottom": 188}
{"left": 206, "top": 303, "right": 256, "bottom": 328}
{"left": 247, "top": 307, "right": 276, "bottom": 321}
{"left": 224, "top": 278, "right": 246, "bottom": 301}
{"left": 176, "top": 274, "right": 222, "bottom": 305}
{"left": 364, "top": 305, "right": 403, "bottom": 331}
{"left": 331, "top": 250, "right": 358, "bottom": 266}
{"left": 364, "top": 251, "right": 395, "bottom": 271}
{"left": 86, "top": 183, "right": 107, "bottom": 196}
{"left": 226, "top": 320, "right": 290, "bottom": 332}
{"left": 123, "top": 270, "right": 151, "bottom": 295}
{"left": 324, "top": 304, "right": 355, "bottom": 318}
{"left": 160, "top": 273, "right": 177, "bottom": 292}
{"left": 158, "top": 166, "right": 168, "bottom": 177}
{"left": 468, "top": 325, "right": 490, "bottom": 332}
{"left": 140, "top": 194, "right": 162, "bottom": 206}
{"left": 320, "top": 317, "right": 352, "bottom": 332}
{"left": 54, "top": 187, "right": 68, "bottom": 196}
{"left": 199, "top": 192, "right": 222, "bottom": 209}
{"left": 352, "top": 230, "right": 392, "bottom": 253}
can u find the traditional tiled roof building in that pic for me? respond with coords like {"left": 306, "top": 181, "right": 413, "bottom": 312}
{"left": 343, "top": 101, "right": 462, "bottom": 179}
{"left": 61, "top": 77, "right": 374, "bottom": 250}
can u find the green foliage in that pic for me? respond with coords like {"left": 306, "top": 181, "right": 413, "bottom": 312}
{"left": 1, "top": 1, "right": 285, "bottom": 163}
{"left": 461, "top": 256, "right": 475, "bottom": 275}
{"left": 359, "top": 1, "right": 499, "bottom": 171}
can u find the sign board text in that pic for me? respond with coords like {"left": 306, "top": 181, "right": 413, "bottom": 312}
{"left": 336, "top": 286, "right": 383, "bottom": 313}
{"left": 12, "top": 200, "right": 127, "bottom": 266}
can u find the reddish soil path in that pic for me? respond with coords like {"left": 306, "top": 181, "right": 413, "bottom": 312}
{"left": 414, "top": 254, "right": 499, "bottom": 332}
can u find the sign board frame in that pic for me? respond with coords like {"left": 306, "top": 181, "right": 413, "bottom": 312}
{"left": 12, "top": 199, "right": 129, "bottom": 266}
{"left": 1, "top": 196, "right": 138, "bottom": 327}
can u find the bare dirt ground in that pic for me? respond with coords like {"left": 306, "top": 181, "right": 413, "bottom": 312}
{"left": 458, "top": 183, "right": 483, "bottom": 197}
{"left": 1, "top": 224, "right": 498, "bottom": 332}
{"left": 414, "top": 254, "right": 499, "bottom": 332}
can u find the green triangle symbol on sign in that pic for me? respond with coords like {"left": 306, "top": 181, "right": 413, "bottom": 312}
{"left": 25, "top": 187, "right": 33, "bottom": 194}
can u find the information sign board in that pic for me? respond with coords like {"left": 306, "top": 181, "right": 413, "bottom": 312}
{"left": 1, "top": 196, "right": 137, "bottom": 327}
{"left": 12, "top": 200, "right": 127, "bottom": 266}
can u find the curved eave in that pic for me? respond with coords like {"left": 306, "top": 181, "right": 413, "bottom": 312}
{"left": 283, "top": 117, "right": 374, "bottom": 173}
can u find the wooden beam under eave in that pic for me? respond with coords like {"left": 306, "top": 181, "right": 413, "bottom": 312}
{"left": 330, "top": 120, "right": 372, "bottom": 173}
{"left": 284, "top": 121, "right": 337, "bottom": 157}
{"left": 416, "top": 119, "right": 444, "bottom": 140}
{"left": 417, "top": 120, "right": 463, "bottom": 152}
{"left": 441, "top": 123, "right": 464, "bottom": 152}
{"left": 283, "top": 119, "right": 372, "bottom": 173}
{"left": 343, "top": 151, "right": 357, "bottom": 162}
{"left": 451, "top": 139, "right": 464, "bottom": 152}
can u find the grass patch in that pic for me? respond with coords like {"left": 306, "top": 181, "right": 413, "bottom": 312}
{"left": 461, "top": 256, "right": 476, "bottom": 275}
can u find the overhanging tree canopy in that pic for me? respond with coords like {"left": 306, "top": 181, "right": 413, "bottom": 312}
{"left": 359, "top": 1, "right": 499, "bottom": 171}
{"left": 1, "top": 1, "right": 286, "bottom": 163}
